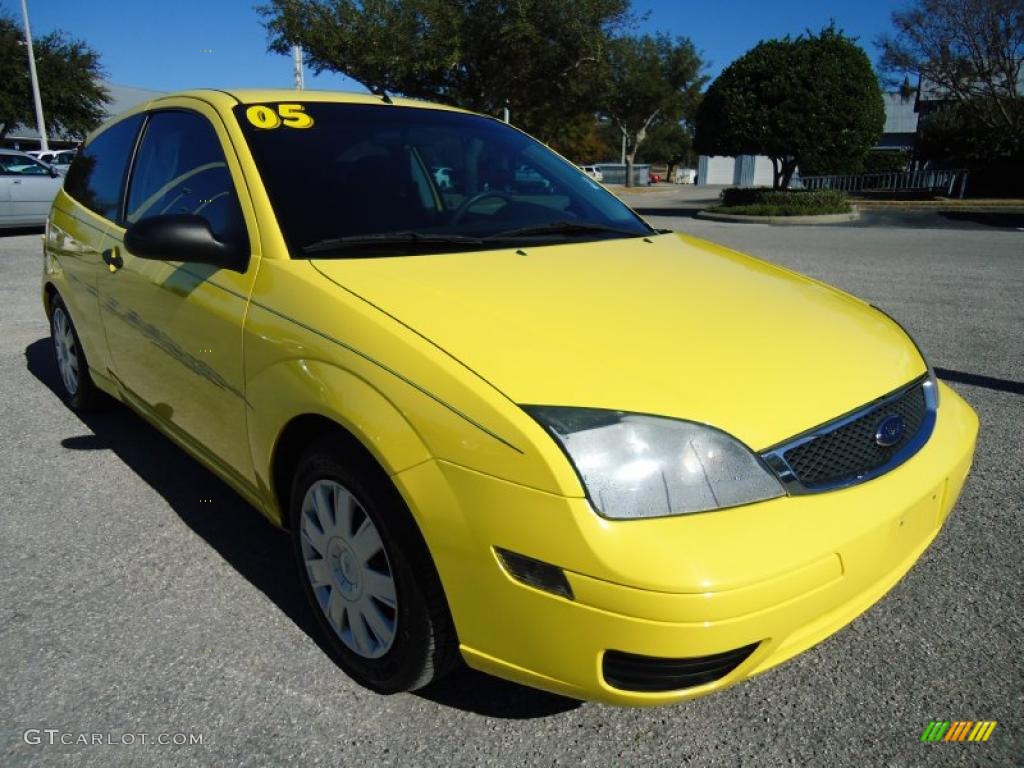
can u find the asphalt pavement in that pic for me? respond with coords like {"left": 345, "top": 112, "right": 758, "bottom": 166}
{"left": 1, "top": 208, "right": 1021, "bottom": 766}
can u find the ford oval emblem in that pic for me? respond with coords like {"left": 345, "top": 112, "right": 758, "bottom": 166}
{"left": 874, "top": 414, "right": 906, "bottom": 447}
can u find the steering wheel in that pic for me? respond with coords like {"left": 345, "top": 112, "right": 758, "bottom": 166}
{"left": 450, "top": 191, "right": 515, "bottom": 225}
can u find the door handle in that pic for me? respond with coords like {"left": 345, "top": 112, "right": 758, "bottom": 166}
{"left": 102, "top": 247, "right": 123, "bottom": 271}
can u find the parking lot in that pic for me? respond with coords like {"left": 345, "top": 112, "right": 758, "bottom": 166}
{"left": 1, "top": 199, "right": 1021, "bottom": 766}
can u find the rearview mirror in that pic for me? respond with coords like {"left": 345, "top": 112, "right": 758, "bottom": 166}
{"left": 124, "top": 214, "right": 248, "bottom": 272}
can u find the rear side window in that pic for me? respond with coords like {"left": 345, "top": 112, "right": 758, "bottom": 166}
{"left": 126, "top": 110, "right": 245, "bottom": 245}
{"left": 64, "top": 115, "right": 144, "bottom": 221}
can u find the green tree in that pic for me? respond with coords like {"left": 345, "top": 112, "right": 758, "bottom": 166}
{"left": 917, "top": 98, "right": 1024, "bottom": 165}
{"left": 600, "top": 34, "right": 705, "bottom": 186}
{"left": 915, "top": 98, "right": 1024, "bottom": 194}
{"left": 548, "top": 116, "right": 615, "bottom": 164}
{"left": 638, "top": 117, "right": 695, "bottom": 181}
{"left": 694, "top": 27, "right": 885, "bottom": 188}
{"left": 861, "top": 148, "right": 911, "bottom": 173}
{"left": 0, "top": 16, "right": 108, "bottom": 141}
{"left": 260, "top": 0, "right": 630, "bottom": 147}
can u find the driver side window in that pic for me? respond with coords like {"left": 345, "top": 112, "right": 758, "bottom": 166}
{"left": 126, "top": 110, "right": 244, "bottom": 244}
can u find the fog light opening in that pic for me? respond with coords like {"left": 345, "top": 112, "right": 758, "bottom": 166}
{"left": 602, "top": 642, "right": 761, "bottom": 692}
{"left": 494, "top": 547, "right": 574, "bottom": 600}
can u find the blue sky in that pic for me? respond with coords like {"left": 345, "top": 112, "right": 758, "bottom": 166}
{"left": 4, "top": 0, "right": 907, "bottom": 93}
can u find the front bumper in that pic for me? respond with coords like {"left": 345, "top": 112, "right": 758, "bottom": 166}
{"left": 394, "top": 382, "right": 978, "bottom": 706}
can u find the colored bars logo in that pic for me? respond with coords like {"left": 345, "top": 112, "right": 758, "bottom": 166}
{"left": 921, "top": 721, "right": 997, "bottom": 742}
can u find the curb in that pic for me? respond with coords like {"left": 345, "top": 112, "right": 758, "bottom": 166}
{"left": 854, "top": 202, "right": 1024, "bottom": 211}
{"left": 696, "top": 209, "right": 859, "bottom": 225}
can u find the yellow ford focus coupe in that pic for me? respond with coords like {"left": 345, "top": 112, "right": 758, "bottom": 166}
{"left": 42, "top": 90, "right": 978, "bottom": 705}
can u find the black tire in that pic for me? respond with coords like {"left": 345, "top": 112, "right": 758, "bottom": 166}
{"left": 49, "top": 294, "right": 102, "bottom": 411}
{"left": 289, "top": 435, "right": 459, "bottom": 693}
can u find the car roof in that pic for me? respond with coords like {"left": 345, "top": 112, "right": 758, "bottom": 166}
{"left": 144, "top": 88, "right": 470, "bottom": 114}
{"left": 82, "top": 88, "right": 481, "bottom": 146}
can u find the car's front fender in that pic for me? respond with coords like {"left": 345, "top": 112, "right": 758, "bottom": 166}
{"left": 246, "top": 358, "right": 432, "bottom": 525}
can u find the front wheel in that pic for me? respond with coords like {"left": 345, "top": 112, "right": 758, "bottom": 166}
{"left": 289, "top": 437, "right": 459, "bottom": 693}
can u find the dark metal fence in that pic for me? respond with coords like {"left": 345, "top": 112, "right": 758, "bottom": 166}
{"left": 799, "top": 169, "right": 969, "bottom": 198}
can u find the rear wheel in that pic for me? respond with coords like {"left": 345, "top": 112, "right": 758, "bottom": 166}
{"left": 289, "top": 437, "right": 458, "bottom": 692}
{"left": 50, "top": 295, "right": 101, "bottom": 411}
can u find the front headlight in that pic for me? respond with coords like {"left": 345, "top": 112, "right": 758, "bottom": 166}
{"left": 524, "top": 406, "right": 784, "bottom": 520}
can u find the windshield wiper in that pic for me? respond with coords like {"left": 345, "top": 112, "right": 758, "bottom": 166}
{"left": 302, "top": 231, "right": 484, "bottom": 255}
{"left": 484, "top": 220, "right": 650, "bottom": 241}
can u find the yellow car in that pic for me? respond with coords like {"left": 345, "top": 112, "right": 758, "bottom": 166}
{"left": 42, "top": 90, "right": 978, "bottom": 706}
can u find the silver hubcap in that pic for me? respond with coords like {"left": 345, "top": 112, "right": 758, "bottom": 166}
{"left": 52, "top": 308, "right": 79, "bottom": 396}
{"left": 300, "top": 479, "right": 397, "bottom": 658}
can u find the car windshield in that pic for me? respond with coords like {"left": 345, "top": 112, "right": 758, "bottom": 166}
{"left": 233, "top": 102, "right": 652, "bottom": 256}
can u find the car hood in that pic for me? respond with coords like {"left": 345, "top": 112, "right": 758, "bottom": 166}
{"left": 311, "top": 233, "right": 925, "bottom": 450}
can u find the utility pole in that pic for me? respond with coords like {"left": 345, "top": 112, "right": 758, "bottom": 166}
{"left": 292, "top": 45, "right": 305, "bottom": 90}
{"left": 20, "top": 0, "right": 48, "bottom": 151}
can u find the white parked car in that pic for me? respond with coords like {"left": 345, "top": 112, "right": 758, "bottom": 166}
{"left": 0, "top": 150, "right": 64, "bottom": 229}
{"left": 27, "top": 149, "right": 77, "bottom": 174}
{"left": 53, "top": 150, "right": 78, "bottom": 173}
{"left": 580, "top": 165, "right": 604, "bottom": 182}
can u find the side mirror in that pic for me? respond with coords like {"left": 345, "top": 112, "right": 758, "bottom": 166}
{"left": 49, "top": 166, "right": 60, "bottom": 178}
{"left": 124, "top": 214, "right": 248, "bottom": 272}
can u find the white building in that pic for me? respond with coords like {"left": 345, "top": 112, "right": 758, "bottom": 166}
{"left": 696, "top": 91, "right": 921, "bottom": 186}
{"left": 696, "top": 155, "right": 775, "bottom": 186}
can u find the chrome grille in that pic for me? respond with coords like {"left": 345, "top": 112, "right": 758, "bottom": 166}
{"left": 762, "top": 377, "right": 936, "bottom": 493}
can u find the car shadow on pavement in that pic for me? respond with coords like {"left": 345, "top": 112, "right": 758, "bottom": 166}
{"left": 936, "top": 367, "right": 1024, "bottom": 395}
{"left": 936, "top": 210, "right": 1024, "bottom": 229}
{"left": 415, "top": 665, "right": 580, "bottom": 717}
{"left": 25, "top": 337, "right": 580, "bottom": 719}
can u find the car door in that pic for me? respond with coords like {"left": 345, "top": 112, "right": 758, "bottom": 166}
{"left": 0, "top": 155, "right": 62, "bottom": 225}
{"left": 98, "top": 102, "right": 261, "bottom": 490}
{"left": 47, "top": 114, "right": 146, "bottom": 382}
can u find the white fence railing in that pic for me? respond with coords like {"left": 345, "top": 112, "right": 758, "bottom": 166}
{"left": 799, "top": 169, "right": 969, "bottom": 197}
